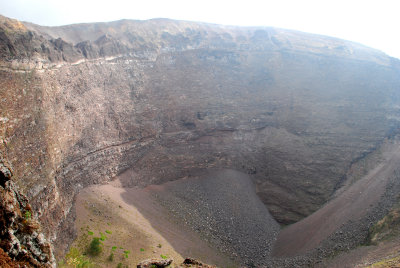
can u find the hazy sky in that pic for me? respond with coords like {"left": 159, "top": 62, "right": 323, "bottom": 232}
{"left": 1, "top": 0, "right": 400, "bottom": 59}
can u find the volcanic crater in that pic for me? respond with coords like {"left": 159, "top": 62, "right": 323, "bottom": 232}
{"left": 1, "top": 14, "right": 400, "bottom": 267}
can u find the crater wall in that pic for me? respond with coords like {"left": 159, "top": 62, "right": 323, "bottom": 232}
{"left": 1, "top": 15, "right": 400, "bottom": 254}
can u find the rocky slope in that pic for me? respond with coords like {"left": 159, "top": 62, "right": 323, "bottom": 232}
{"left": 1, "top": 14, "right": 400, "bottom": 263}
{"left": 0, "top": 159, "right": 55, "bottom": 267}
{"left": 141, "top": 169, "right": 280, "bottom": 266}
{"left": 267, "top": 136, "right": 400, "bottom": 267}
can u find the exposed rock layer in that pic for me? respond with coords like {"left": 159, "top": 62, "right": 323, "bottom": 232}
{"left": 1, "top": 14, "right": 400, "bottom": 257}
{"left": 0, "top": 160, "right": 55, "bottom": 267}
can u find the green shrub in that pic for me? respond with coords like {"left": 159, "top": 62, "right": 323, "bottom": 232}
{"left": 123, "top": 250, "right": 130, "bottom": 258}
{"left": 62, "top": 247, "right": 93, "bottom": 267}
{"left": 87, "top": 237, "right": 102, "bottom": 256}
{"left": 24, "top": 211, "right": 31, "bottom": 220}
{"left": 99, "top": 232, "right": 107, "bottom": 241}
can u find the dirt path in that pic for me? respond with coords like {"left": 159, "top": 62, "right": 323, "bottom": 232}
{"left": 273, "top": 140, "right": 400, "bottom": 257}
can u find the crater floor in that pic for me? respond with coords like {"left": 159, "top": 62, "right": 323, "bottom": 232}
{"left": 70, "top": 139, "right": 400, "bottom": 267}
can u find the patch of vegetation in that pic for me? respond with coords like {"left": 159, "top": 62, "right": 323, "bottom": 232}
{"left": 123, "top": 250, "right": 130, "bottom": 258}
{"left": 368, "top": 199, "right": 400, "bottom": 244}
{"left": 24, "top": 211, "right": 31, "bottom": 220}
{"left": 87, "top": 237, "right": 102, "bottom": 256}
{"left": 61, "top": 247, "right": 93, "bottom": 268}
{"left": 160, "top": 254, "right": 168, "bottom": 259}
{"left": 367, "top": 255, "right": 400, "bottom": 267}
{"left": 99, "top": 232, "right": 107, "bottom": 241}
{"left": 111, "top": 246, "right": 117, "bottom": 251}
{"left": 157, "top": 244, "right": 162, "bottom": 248}
{"left": 105, "top": 230, "right": 112, "bottom": 234}
{"left": 117, "top": 263, "right": 123, "bottom": 268}
{"left": 87, "top": 231, "right": 94, "bottom": 235}
{"left": 140, "top": 248, "right": 145, "bottom": 252}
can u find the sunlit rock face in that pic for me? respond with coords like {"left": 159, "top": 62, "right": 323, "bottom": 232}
{"left": 1, "top": 14, "right": 400, "bottom": 254}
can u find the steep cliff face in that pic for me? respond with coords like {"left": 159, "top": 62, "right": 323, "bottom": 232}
{"left": 1, "top": 14, "right": 400, "bottom": 256}
{"left": 0, "top": 159, "right": 55, "bottom": 267}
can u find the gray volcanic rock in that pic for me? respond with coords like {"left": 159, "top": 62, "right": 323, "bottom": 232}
{"left": 147, "top": 169, "right": 280, "bottom": 267}
{"left": 0, "top": 15, "right": 81, "bottom": 63}
{"left": 137, "top": 258, "right": 173, "bottom": 268}
{"left": 1, "top": 14, "right": 400, "bottom": 259}
{"left": 137, "top": 257, "right": 215, "bottom": 268}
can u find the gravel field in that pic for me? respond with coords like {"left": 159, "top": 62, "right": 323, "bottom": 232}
{"left": 150, "top": 169, "right": 280, "bottom": 267}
